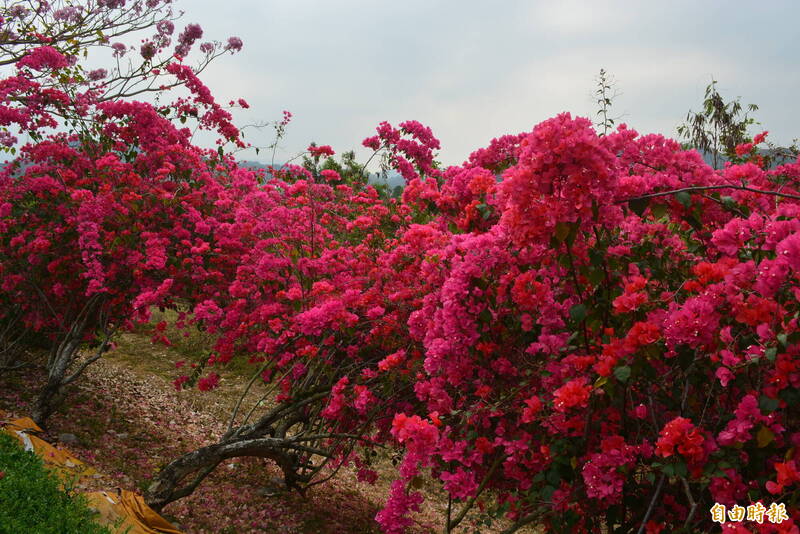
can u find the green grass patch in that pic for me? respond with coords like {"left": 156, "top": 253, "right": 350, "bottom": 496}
{"left": 115, "top": 307, "right": 264, "bottom": 384}
{"left": 0, "top": 431, "right": 112, "bottom": 534}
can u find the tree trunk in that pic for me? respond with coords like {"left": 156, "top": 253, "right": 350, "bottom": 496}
{"left": 31, "top": 336, "right": 80, "bottom": 427}
{"left": 145, "top": 386, "right": 334, "bottom": 511}
{"left": 145, "top": 436, "right": 301, "bottom": 512}
{"left": 32, "top": 378, "right": 63, "bottom": 426}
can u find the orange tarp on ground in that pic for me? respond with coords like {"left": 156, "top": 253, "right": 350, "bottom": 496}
{"left": 0, "top": 411, "right": 182, "bottom": 533}
{"left": 0, "top": 415, "right": 96, "bottom": 484}
{"left": 84, "top": 489, "right": 183, "bottom": 534}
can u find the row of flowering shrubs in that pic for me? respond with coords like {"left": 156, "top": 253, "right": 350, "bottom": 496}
{"left": 364, "top": 116, "right": 800, "bottom": 533}
{"left": 1, "top": 3, "right": 800, "bottom": 532}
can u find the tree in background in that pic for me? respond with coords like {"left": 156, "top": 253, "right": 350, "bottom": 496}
{"left": 677, "top": 79, "right": 758, "bottom": 169}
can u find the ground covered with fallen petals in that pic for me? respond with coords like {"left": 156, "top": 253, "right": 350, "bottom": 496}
{"left": 0, "top": 335, "right": 455, "bottom": 534}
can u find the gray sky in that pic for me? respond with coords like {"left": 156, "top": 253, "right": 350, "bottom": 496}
{"left": 180, "top": 0, "right": 799, "bottom": 167}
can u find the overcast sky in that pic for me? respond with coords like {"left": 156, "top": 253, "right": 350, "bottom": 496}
{"left": 177, "top": 0, "right": 799, "bottom": 166}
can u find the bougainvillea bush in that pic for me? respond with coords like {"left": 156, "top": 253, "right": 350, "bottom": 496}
{"left": 143, "top": 131, "right": 433, "bottom": 511}
{"left": 143, "top": 114, "right": 800, "bottom": 533}
{"left": 0, "top": 108, "right": 251, "bottom": 423}
{"left": 0, "top": 0, "right": 244, "bottom": 424}
{"left": 360, "top": 116, "right": 800, "bottom": 533}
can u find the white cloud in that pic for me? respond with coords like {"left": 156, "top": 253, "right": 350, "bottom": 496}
{"left": 180, "top": 0, "right": 800, "bottom": 165}
{"left": 527, "top": 1, "right": 638, "bottom": 36}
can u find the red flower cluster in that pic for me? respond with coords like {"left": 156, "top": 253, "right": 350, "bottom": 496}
{"left": 655, "top": 417, "right": 707, "bottom": 464}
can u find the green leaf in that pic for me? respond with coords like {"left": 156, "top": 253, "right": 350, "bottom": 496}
{"left": 674, "top": 461, "right": 688, "bottom": 478}
{"left": 570, "top": 303, "right": 588, "bottom": 323}
{"left": 650, "top": 203, "right": 668, "bottom": 219}
{"left": 628, "top": 197, "right": 649, "bottom": 216}
{"left": 765, "top": 347, "right": 777, "bottom": 362}
{"left": 477, "top": 203, "right": 493, "bottom": 220}
{"left": 554, "top": 222, "right": 572, "bottom": 243}
{"left": 756, "top": 425, "right": 775, "bottom": 448}
{"left": 587, "top": 268, "right": 604, "bottom": 286}
{"left": 779, "top": 388, "right": 800, "bottom": 406}
{"left": 759, "top": 395, "right": 780, "bottom": 413}
{"left": 675, "top": 191, "right": 692, "bottom": 208}
{"left": 594, "top": 376, "right": 608, "bottom": 389}
{"left": 613, "top": 365, "right": 631, "bottom": 383}
{"left": 588, "top": 248, "right": 604, "bottom": 267}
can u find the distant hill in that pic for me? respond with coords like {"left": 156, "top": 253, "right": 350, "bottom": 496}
{"left": 237, "top": 160, "right": 407, "bottom": 189}
{"left": 696, "top": 148, "right": 797, "bottom": 169}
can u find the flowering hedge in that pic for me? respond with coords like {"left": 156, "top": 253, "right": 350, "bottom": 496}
{"left": 147, "top": 114, "right": 800, "bottom": 533}
{"left": 0, "top": 0, "right": 245, "bottom": 424}
{"left": 359, "top": 115, "right": 800, "bottom": 533}
{"left": 143, "top": 128, "right": 434, "bottom": 511}
{"left": 2, "top": 3, "right": 800, "bottom": 532}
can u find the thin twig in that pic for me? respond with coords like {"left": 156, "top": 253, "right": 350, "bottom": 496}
{"left": 445, "top": 454, "right": 504, "bottom": 533}
{"left": 680, "top": 477, "right": 698, "bottom": 528}
{"left": 636, "top": 474, "right": 666, "bottom": 534}
{"left": 619, "top": 184, "right": 800, "bottom": 204}
{"left": 226, "top": 360, "right": 273, "bottom": 435}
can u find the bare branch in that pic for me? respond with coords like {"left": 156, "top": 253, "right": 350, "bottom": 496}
{"left": 619, "top": 184, "right": 800, "bottom": 204}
